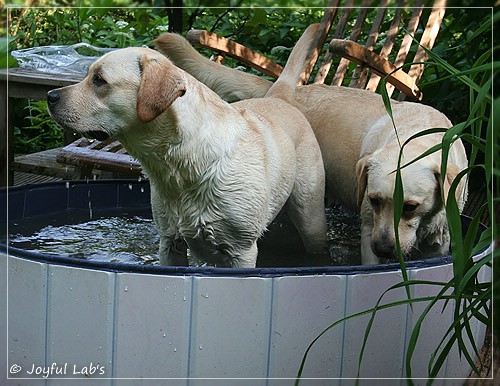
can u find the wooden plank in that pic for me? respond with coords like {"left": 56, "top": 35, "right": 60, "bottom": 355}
{"left": 113, "top": 273, "right": 191, "bottom": 380}
{"left": 0, "top": 68, "right": 83, "bottom": 86}
{"left": 14, "top": 171, "right": 62, "bottom": 186}
{"left": 406, "top": 0, "right": 447, "bottom": 89}
{"left": 299, "top": 0, "right": 337, "bottom": 84}
{"left": 100, "top": 140, "right": 123, "bottom": 153}
{"left": 12, "top": 148, "right": 77, "bottom": 179}
{"left": 186, "top": 29, "right": 283, "bottom": 79}
{"left": 349, "top": 3, "right": 388, "bottom": 89}
{"left": 329, "top": 39, "right": 422, "bottom": 100}
{"left": 365, "top": 2, "right": 404, "bottom": 93}
{"left": 389, "top": 2, "right": 424, "bottom": 98}
{"left": 314, "top": 0, "right": 353, "bottom": 84}
{"left": 0, "top": 68, "right": 82, "bottom": 100}
{"left": 331, "top": 0, "right": 371, "bottom": 86}
{"left": 57, "top": 144, "right": 141, "bottom": 175}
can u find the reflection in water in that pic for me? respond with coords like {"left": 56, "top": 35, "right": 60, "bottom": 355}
{"left": 8, "top": 204, "right": 361, "bottom": 267}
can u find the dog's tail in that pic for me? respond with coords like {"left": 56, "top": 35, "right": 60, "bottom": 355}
{"left": 154, "top": 33, "right": 271, "bottom": 102}
{"left": 265, "top": 23, "right": 321, "bottom": 102}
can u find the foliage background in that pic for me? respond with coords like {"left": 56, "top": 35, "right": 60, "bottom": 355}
{"left": 1, "top": 2, "right": 493, "bottom": 155}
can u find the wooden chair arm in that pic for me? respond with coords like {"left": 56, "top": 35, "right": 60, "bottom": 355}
{"left": 186, "top": 29, "right": 423, "bottom": 101}
{"left": 329, "top": 39, "right": 422, "bottom": 101}
{"left": 186, "top": 29, "right": 283, "bottom": 79}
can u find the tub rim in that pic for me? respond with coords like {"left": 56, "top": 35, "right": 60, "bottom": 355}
{"left": 1, "top": 244, "right": 457, "bottom": 277}
{"left": 0, "top": 179, "right": 487, "bottom": 278}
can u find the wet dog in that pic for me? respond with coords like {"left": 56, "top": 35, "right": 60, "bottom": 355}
{"left": 154, "top": 32, "right": 468, "bottom": 264}
{"left": 47, "top": 25, "right": 327, "bottom": 268}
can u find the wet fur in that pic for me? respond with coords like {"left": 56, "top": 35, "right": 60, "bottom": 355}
{"left": 48, "top": 25, "right": 327, "bottom": 268}
{"left": 154, "top": 32, "right": 469, "bottom": 264}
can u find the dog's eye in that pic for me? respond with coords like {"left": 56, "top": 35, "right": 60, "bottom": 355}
{"left": 93, "top": 74, "right": 107, "bottom": 87}
{"left": 403, "top": 202, "right": 419, "bottom": 214}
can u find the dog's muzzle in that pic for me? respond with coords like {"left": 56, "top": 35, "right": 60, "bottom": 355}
{"left": 47, "top": 89, "right": 110, "bottom": 141}
{"left": 47, "top": 89, "right": 61, "bottom": 106}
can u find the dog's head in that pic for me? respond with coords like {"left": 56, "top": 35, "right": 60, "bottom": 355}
{"left": 356, "top": 144, "right": 465, "bottom": 260}
{"left": 47, "top": 47, "right": 187, "bottom": 140}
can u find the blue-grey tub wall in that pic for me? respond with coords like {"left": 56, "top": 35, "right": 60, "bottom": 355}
{"left": 0, "top": 180, "right": 491, "bottom": 385}
{"left": 1, "top": 251, "right": 491, "bottom": 385}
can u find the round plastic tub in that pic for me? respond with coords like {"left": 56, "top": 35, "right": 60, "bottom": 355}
{"left": 0, "top": 180, "right": 491, "bottom": 383}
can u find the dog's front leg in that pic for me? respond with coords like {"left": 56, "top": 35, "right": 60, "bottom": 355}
{"left": 230, "top": 241, "right": 258, "bottom": 268}
{"left": 360, "top": 227, "right": 379, "bottom": 265}
{"left": 159, "top": 235, "right": 188, "bottom": 266}
{"left": 360, "top": 201, "right": 379, "bottom": 265}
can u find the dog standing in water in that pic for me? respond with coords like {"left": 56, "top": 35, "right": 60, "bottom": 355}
{"left": 154, "top": 32, "right": 469, "bottom": 264}
{"left": 48, "top": 25, "right": 327, "bottom": 268}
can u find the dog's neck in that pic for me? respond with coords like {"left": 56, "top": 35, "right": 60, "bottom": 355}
{"left": 119, "top": 79, "right": 244, "bottom": 192}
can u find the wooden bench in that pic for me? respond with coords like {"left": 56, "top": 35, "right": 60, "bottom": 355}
{"left": 56, "top": 137, "right": 141, "bottom": 178}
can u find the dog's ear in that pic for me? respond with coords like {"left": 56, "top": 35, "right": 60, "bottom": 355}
{"left": 433, "top": 163, "right": 466, "bottom": 207}
{"left": 137, "top": 55, "right": 186, "bottom": 123}
{"left": 355, "top": 155, "right": 370, "bottom": 208}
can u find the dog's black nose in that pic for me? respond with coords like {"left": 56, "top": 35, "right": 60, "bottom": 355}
{"left": 47, "top": 89, "right": 60, "bottom": 105}
{"left": 373, "top": 240, "right": 395, "bottom": 259}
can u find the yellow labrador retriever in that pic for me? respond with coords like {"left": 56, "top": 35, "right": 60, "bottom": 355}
{"left": 47, "top": 24, "right": 327, "bottom": 268}
{"left": 154, "top": 33, "right": 469, "bottom": 264}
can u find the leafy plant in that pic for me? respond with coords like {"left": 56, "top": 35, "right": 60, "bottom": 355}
{"left": 14, "top": 100, "right": 63, "bottom": 154}
{"left": 296, "top": 10, "right": 496, "bottom": 385}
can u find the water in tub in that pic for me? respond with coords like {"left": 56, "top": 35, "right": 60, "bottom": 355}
{"left": 6, "top": 204, "right": 362, "bottom": 267}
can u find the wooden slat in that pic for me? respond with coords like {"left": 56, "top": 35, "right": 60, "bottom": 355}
{"left": 57, "top": 143, "right": 141, "bottom": 175}
{"left": 186, "top": 29, "right": 283, "bottom": 79}
{"left": 14, "top": 171, "right": 61, "bottom": 186}
{"left": 388, "top": 1, "right": 424, "bottom": 97}
{"left": 299, "top": 0, "right": 337, "bottom": 84}
{"left": 0, "top": 67, "right": 83, "bottom": 86}
{"left": 365, "top": 1, "right": 404, "bottom": 93}
{"left": 314, "top": 0, "right": 354, "bottom": 83}
{"left": 349, "top": 1, "right": 389, "bottom": 88}
{"left": 12, "top": 148, "right": 77, "bottom": 179}
{"left": 331, "top": 0, "right": 372, "bottom": 86}
{"left": 0, "top": 68, "right": 82, "bottom": 99}
{"left": 401, "top": 0, "right": 447, "bottom": 100}
{"left": 329, "top": 39, "right": 422, "bottom": 100}
{"left": 101, "top": 140, "right": 124, "bottom": 153}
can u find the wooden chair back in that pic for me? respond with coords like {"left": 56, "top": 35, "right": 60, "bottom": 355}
{"left": 187, "top": 0, "right": 447, "bottom": 101}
